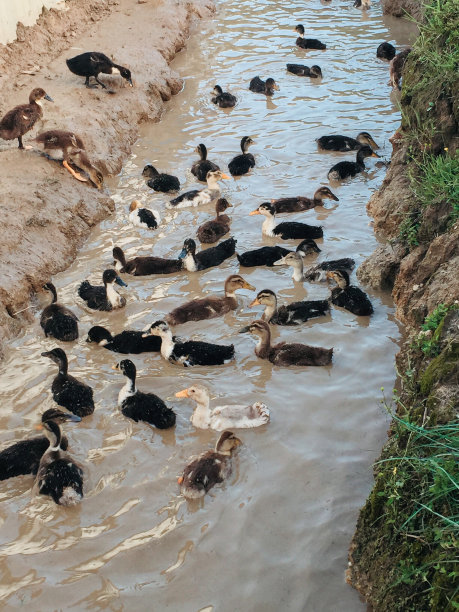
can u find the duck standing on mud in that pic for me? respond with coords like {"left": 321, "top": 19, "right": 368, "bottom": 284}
{"left": 0, "top": 88, "right": 53, "bottom": 149}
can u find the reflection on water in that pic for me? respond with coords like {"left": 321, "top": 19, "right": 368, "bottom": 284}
{"left": 0, "top": 0, "right": 416, "bottom": 609}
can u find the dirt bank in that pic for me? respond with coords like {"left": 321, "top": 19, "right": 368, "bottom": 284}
{"left": 0, "top": 0, "right": 214, "bottom": 355}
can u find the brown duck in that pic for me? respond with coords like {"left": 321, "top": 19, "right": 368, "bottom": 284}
{"left": 271, "top": 187, "right": 339, "bottom": 214}
{"left": 196, "top": 198, "right": 233, "bottom": 244}
{"left": 0, "top": 88, "right": 53, "bottom": 149}
{"left": 113, "top": 246, "right": 182, "bottom": 276}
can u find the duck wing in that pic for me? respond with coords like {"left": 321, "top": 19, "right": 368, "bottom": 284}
{"left": 121, "top": 393, "right": 176, "bottom": 428}
{"left": 182, "top": 453, "right": 226, "bottom": 495}
{"left": 169, "top": 189, "right": 201, "bottom": 207}
{"left": 51, "top": 374, "right": 94, "bottom": 417}
{"left": 174, "top": 341, "right": 235, "bottom": 366}
{"left": 211, "top": 402, "right": 270, "bottom": 430}
{"left": 191, "top": 160, "right": 220, "bottom": 182}
{"left": 273, "top": 222, "right": 323, "bottom": 240}
{"left": 272, "top": 299, "right": 329, "bottom": 325}
{"left": 40, "top": 305, "right": 79, "bottom": 341}
{"left": 194, "top": 237, "right": 236, "bottom": 270}
{"left": 110, "top": 331, "right": 162, "bottom": 354}
{"left": 236, "top": 245, "right": 291, "bottom": 267}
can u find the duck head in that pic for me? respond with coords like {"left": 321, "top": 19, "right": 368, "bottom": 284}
{"left": 326, "top": 269, "right": 350, "bottom": 289}
{"left": 239, "top": 319, "right": 270, "bottom": 337}
{"left": 87, "top": 325, "right": 113, "bottom": 345}
{"left": 265, "top": 78, "right": 279, "bottom": 91}
{"left": 357, "top": 132, "right": 379, "bottom": 150}
{"left": 215, "top": 430, "right": 242, "bottom": 454}
{"left": 215, "top": 197, "right": 232, "bottom": 215}
{"left": 195, "top": 143, "right": 208, "bottom": 159}
{"left": 143, "top": 320, "right": 170, "bottom": 338}
{"left": 249, "top": 289, "right": 277, "bottom": 309}
{"left": 249, "top": 202, "right": 275, "bottom": 217}
{"left": 142, "top": 164, "right": 159, "bottom": 179}
{"left": 294, "top": 24, "right": 305, "bottom": 36}
{"left": 112, "top": 358, "right": 136, "bottom": 381}
{"left": 176, "top": 383, "right": 210, "bottom": 406}
{"left": 29, "top": 88, "right": 53, "bottom": 104}
{"left": 357, "top": 145, "right": 380, "bottom": 161}
{"left": 240, "top": 136, "right": 254, "bottom": 153}
{"left": 41, "top": 408, "right": 82, "bottom": 424}
{"left": 296, "top": 239, "right": 321, "bottom": 256}
{"left": 212, "top": 85, "right": 223, "bottom": 95}
{"left": 206, "top": 170, "right": 231, "bottom": 184}
{"left": 102, "top": 269, "right": 127, "bottom": 287}
{"left": 225, "top": 274, "right": 255, "bottom": 296}
{"left": 179, "top": 238, "right": 197, "bottom": 259}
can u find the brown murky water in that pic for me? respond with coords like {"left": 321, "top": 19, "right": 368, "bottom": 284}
{"left": 0, "top": 1, "right": 417, "bottom": 610}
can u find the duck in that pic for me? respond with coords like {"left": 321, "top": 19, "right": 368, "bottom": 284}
{"left": 178, "top": 431, "right": 242, "bottom": 499}
{"left": 249, "top": 289, "right": 329, "bottom": 325}
{"left": 389, "top": 48, "right": 411, "bottom": 90}
{"left": 354, "top": 0, "right": 371, "bottom": 9}
{"left": 196, "top": 198, "right": 232, "bottom": 244}
{"left": 142, "top": 164, "right": 180, "bottom": 193}
{"left": 249, "top": 77, "right": 279, "bottom": 96}
{"left": 112, "top": 359, "right": 176, "bottom": 428}
{"left": 228, "top": 136, "right": 255, "bottom": 176}
{"left": 167, "top": 170, "right": 230, "bottom": 209}
{"left": 286, "top": 64, "right": 322, "bottom": 78}
{"left": 274, "top": 251, "right": 355, "bottom": 282}
{"left": 327, "top": 146, "right": 380, "bottom": 180}
{"left": 144, "top": 320, "right": 235, "bottom": 366}
{"left": 0, "top": 409, "right": 81, "bottom": 482}
{"left": 377, "top": 42, "right": 396, "bottom": 61}
{"left": 190, "top": 144, "right": 220, "bottom": 182}
{"left": 165, "top": 275, "right": 255, "bottom": 326}
{"left": 211, "top": 85, "right": 237, "bottom": 108}
{"left": 41, "top": 348, "right": 95, "bottom": 417}
{"left": 78, "top": 269, "right": 127, "bottom": 311}
{"left": 294, "top": 25, "right": 326, "bottom": 50}
{"left": 271, "top": 187, "right": 339, "bottom": 213}
{"left": 40, "top": 282, "right": 79, "bottom": 341}
{"left": 113, "top": 245, "right": 182, "bottom": 276}
{"left": 327, "top": 270, "right": 374, "bottom": 316}
{"left": 317, "top": 132, "right": 379, "bottom": 152}
{"left": 178, "top": 237, "right": 236, "bottom": 272}
{"left": 239, "top": 319, "right": 333, "bottom": 367}
{"left": 35, "top": 419, "right": 83, "bottom": 506}
{"left": 249, "top": 203, "right": 323, "bottom": 240}
{"left": 176, "top": 384, "right": 269, "bottom": 430}
{"left": 86, "top": 325, "right": 162, "bottom": 353}
{"left": 128, "top": 200, "right": 160, "bottom": 230}
{"left": 66, "top": 52, "right": 133, "bottom": 89}
{"left": 0, "top": 88, "right": 53, "bottom": 149}
{"left": 236, "top": 245, "right": 292, "bottom": 267}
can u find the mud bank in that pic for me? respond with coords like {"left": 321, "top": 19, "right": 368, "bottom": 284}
{"left": 0, "top": 0, "right": 214, "bottom": 355}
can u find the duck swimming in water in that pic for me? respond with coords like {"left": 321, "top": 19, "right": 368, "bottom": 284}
{"left": 249, "top": 289, "right": 329, "bottom": 325}
{"left": 167, "top": 170, "right": 230, "bottom": 209}
{"left": 78, "top": 269, "right": 127, "bottom": 311}
{"left": 87, "top": 325, "right": 162, "bottom": 354}
{"left": 0, "top": 88, "right": 53, "bottom": 149}
{"left": 271, "top": 187, "right": 339, "bottom": 214}
{"left": 249, "top": 77, "right": 279, "bottom": 96}
{"left": 128, "top": 200, "right": 160, "bottom": 230}
{"left": 197, "top": 198, "right": 232, "bottom": 244}
{"left": 178, "top": 431, "right": 242, "bottom": 499}
{"left": 113, "top": 245, "right": 183, "bottom": 276}
{"left": 142, "top": 164, "right": 180, "bottom": 193}
{"left": 327, "top": 270, "right": 374, "bottom": 316}
{"left": 327, "top": 146, "right": 380, "bottom": 180}
{"left": 249, "top": 203, "right": 323, "bottom": 240}
{"left": 228, "top": 136, "right": 255, "bottom": 177}
{"left": 179, "top": 237, "right": 236, "bottom": 272}
{"left": 190, "top": 144, "right": 220, "bottom": 182}
{"left": 294, "top": 25, "right": 326, "bottom": 50}
{"left": 66, "top": 52, "right": 133, "bottom": 89}
{"left": 317, "top": 132, "right": 379, "bottom": 152}
{"left": 40, "top": 282, "right": 79, "bottom": 341}
{"left": 274, "top": 251, "right": 355, "bottom": 283}
{"left": 211, "top": 85, "right": 237, "bottom": 108}
{"left": 286, "top": 64, "right": 322, "bottom": 78}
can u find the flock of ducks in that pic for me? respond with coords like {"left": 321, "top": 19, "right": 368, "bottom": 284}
{"left": 0, "top": 15, "right": 404, "bottom": 506}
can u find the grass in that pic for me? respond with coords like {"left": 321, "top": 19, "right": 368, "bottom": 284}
{"left": 415, "top": 303, "right": 459, "bottom": 356}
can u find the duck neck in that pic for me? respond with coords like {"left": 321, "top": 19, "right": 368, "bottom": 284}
{"left": 106, "top": 282, "right": 122, "bottom": 307}
{"left": 47, "top": 284, "right": 57, "bottom": 304}
{"left": 159, "top": 330, "right": 175, "bottom": 359}
{"left": 255, "top": 330, "right": 272, "bottom": 359}
{"left": 291, "top": 260, "right": 304, "bottom": 282}
{"left": 113, "top": 249, "right": 127, "bottom": 272}
{"left": 119, "top": 374, "right": 136, "bottom": 405}
{"left": 263, "top": 303, "right": 277, "bottom": 321}
{"left": 190, "top": 396, "right": 212, "bottom": 428}
{"left": 56, "top": 354, "right": 68, "bottom": 376}
{"left": 45, "top": 423, "right": 62, "bottom": 451}
{"left": 312, "top": 191, "right": 324, "bottom": 206}
{"left": 182, "top": 251, "right": 197, "bottom": 272}
{"left": 206, "top": 176, "right": 221, "bottom": 192}
{"left": 261, "top": 215, "right": 276, "bottom": 237}
{"left": 356, "top": 150, "right": 367, "bottom": 168}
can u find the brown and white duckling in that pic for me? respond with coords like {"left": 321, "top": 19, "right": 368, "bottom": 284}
{"left": 35, "top": 130, "right": 103, "bottom": 188}
{"left": 167, "top": 170, "right": 230, "bottom": 209}
{"left": 113, "top": 245, "right": 182, "bottom": 276}
{"left": 271, "top": 187, "right": 339, "bottom": 214}
{"left": 178, "top": 237, "right": 236, "bottom": 272}
{"left": 211, "top": 85, "right": 237, "bottom": 108}
{"left": 197, "top": 198, "right": 232, "bottom": 244}
{"left": 317, "top": 132, "right": 379, "bottom": 152}
{"left": 190, "top": 144, "right": 220, "bottom": 182}
{"left": 274, "top": 251, "right": 355, "bottom": 283}
{"left": 142, "top": 164, "right": 180, "bottom": 193}
{"left": 165, "top": 274, "right": 255, "bottom": 326}
{"left": 249, "top": 77, "right": 280, "bottom": 96}
{"left": 128, "top": 200, "right": 160, "bottom": 230}
{"left": 178, "top": 431, "right": 242, "bottom": 499}
{"left": 239, "top": 319, "right": 333, "bottom": 367}
{"left": 228, "top": 136, "right": 255, "bottom": 177}
{"left": 78, "top": 269, "right": 127, "bottom": 311}
{"left": 327, "top": 146, "right": 380, "bottom": 181}
{"left": 294, "top": 25, "right": 326, "bottom": 50}
{"left": 327, "top": 270, "right": 374, "bottom": 316}
{"left": 286, "top": 64, "right": 322, "bottom": 78}
{"left": 40, "top": 282, "right": 79, "bottom": 341}
{"left": 66, "top": 52, "right": 132, "bottom": 89}
{"left": 0, "top": 88, "right": 53, "bottom": 149}
{"left": 176, "top": 384, "right": 269, "bottom": 430}
{"left": 249, "top": 289, "right": 329, "bottom": 325}
{"left": 249, "top": 203, "right": 323, "bottom": 240}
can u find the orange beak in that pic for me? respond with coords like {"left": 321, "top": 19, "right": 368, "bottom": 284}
{"left": 249, "top": 298, "right": 260, "bottom": 308}
{"left": 249, "top": 209, "right": 261, "bottom": 216}
{"left": 35, "top": 424, "right": 43, "bottom": 431}
{"left": 175, "top": 389, "right": 190, "bottom": 398}
{"left": 177, "top": 476, "right": 184, "bottom": 485}
{"left": 220, "top": 173, "right": 231, "bottom": 180}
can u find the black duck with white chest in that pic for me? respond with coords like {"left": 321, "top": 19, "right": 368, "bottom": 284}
{"left": 249, "top": 203, "right": 323, "bottom": 240}
{"left": 286, "top": 64, "right": 322, "bottom": 78}
{"left": 249, "top": 289, "right": 329, "bottom": 325}
{"left": 87, "top": 325, "right": 162, "bottom": 354}
{"left": 294, "top": 25, "right": 326, "bottom": 50}
{"left": 167, "top": 170, "right": 230, "bottom": 209}
{"left": 228, "top": 136, "right": 256, "bottom": 177}
{"left": 0, "top": 88, "right": 53, "bottom": 149}
{"left": 40, "top": 282, "right": 79, "bottom": 341}
{"left": 128, "top": 200, "right": 160, "bottom": 230}
{"left": 249, "top": 77, "right": 279, "bottom": 96}
{"left": 190, "top": 144, "right": 220, "bottom": 182}
{"left": 179, "top": 237, "right": 236, "bottom": 272}
{"left": 197, "top": 198, "right": 232, "bottom": 244}
{"left": 211, "top": 85, "right": 237, "bottom": 108}
{"left": 327, "top": 146, "right": 380, "bottom": 181}
{"left": 317, "top": 132, "right": 379, "bottom": 152}
{"left": 66, "top": 52, "right": 133, "bottom": 89}
{"left": 327, "top": 270, "right": 374, "bottom": 316}
{"left": 113, "top": 245, "right": 183, "bottom": 276}
{"left": 78, "top": 269, "right": 127, "bottom": 311}
{"left": 41, "top": 348, "right": 95, "bottom": 418}
{"left": 271, "top": 187, "right": 339, "bottom": 214}
{"left": 142, "top": 164, "right": 180, "bottom": 193}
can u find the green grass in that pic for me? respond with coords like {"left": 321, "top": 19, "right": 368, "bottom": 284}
{"left": 415, "top": 303, "right": 459, "bottom": 356}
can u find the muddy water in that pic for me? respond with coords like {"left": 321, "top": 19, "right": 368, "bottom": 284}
{"left": 0, "top": 1, "right": 416, "bottom": 610}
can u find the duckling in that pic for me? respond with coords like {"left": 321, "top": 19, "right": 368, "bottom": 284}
{"left": 211, "top": 85, "right": 237, "bottom": 108}
{"left": 0, "top": 88, "right": 53, "bottom": 149}
{"left": 144, "top": 321, "right": 235, "bottom": 367}
{"left": 249, "top": 77, "right": 279, "bottom": 96}
{"left": 142, "top": 164, "right": 180, "bottom": 193}
{"left": 274, "top": 251, "right": 355, "bottom": 283}
{"left": 271, "top": 187, "right": 339, "bottom": 214}
{"left": 113, "top": 245, "right": 182, "bottom": 276}
{"left": 35, "top": 419, "right": 83, "bottom": 506}
{"left": 178, "top": 237, "right": 236, "bottom": 272}
{"left": 178, "top": 431, "right": 242, "bottom": 499}
{"left": 165, "top": 275, "right": 255, "bottom": 326}
{"left": 240, "top": 319, "right": 333, "bottom": 367}
{"left": 78, "top": 269, "right": 127, "bottom": 311}
{"left": 40, "top": 282, "right": 79, "bottom": 341}
{"left": 190, "top": 144, "right": 220, "bottom": 182}
{"left": 0, "top": 409, "right": 80, "bottom": 482}
{"left": 377, "top": 42, "right": 396, "bottom": 61}
{"left": 249, "top": 289, "right": 329, "bottom": 325}
{"left": 294, "top": 25, "right": 326, "bottom": 50}
{"left": 317, "top": 132, "right": 379, "bottom": 152}
{"left": 176, "top": 384, "right": 269, "bottom": 430}
{"left": 249, "top": 203, "right": 323, "bottom": 240}
{"left": 35, "top": 130, "right": 104, "bottom": 188}
{"left": 389, "top": 48, "right": 411, "bottom": 90}
{"left": 327, "top": 146, "right": 380, "bottom": 180}
{"left": 167, "top": 170, "right": 230, "bottom": 209}
{"left": 112, "top": 359, "right": 176, "bottom": 428}
{"left": 236, "top": 245, "right": 292, "bottom": 268}
{"left": 228, "top": 136, "right": 255, "bottom": 177}
{"left": 354, "top": 0, "right": 370, "bottom": 9}
{"left": 327, "top": 270, "right": 373, "bottom": 316}
{"left": 286, "top": 64, "right": 322, "bottom": 78}
{"left": 87, "top": 325, "right": 162, "bottom": 354}
{"left": 41, "top": 348, "right": 95, "bottom": 417}
{"left": 66, "top": 52, "right": 133, "bottom": 89}
{"left": 197, "top": 198, "right": 232, "bottom": 244}
{"left": 128, "top": 200, "right": 160, "bottom": 230}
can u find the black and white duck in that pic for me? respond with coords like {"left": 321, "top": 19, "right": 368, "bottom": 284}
{"left": 142, "top": 164, "right": 180, "bottom": 193}
{"left": 0, "top": 409, "right": 81, "bottom": 482}
{"left": 113, "top": 245, "right": 182, "bottom": 276}
{"left": 178, "top": 237, "right": 236, "bottom": 272}
{"left": 128, "top": 200, "right": 160, "bottom": 230}
{"left": 190, "top": 144, "right": 220, "bottom": 182}
{"left": 294, "top": 25, "right": 326, "bottom": 50}
{"left": 167, "top": 170, "right": 230, "bottom": 209}
{"left": 327, "top": 270, "right": 374, "bottom": 316}
{"left": 211, "top": 85, "right": 237, "bottom": 108}
{"left": 286, "top": 64, "right": 322, "bottom": 78}
{"left": 249, "top": 289, "right": 329, "bottom": 325}
{"left": 40, "top": 282, "right": 79, "bottom": 341}
{"left": 249, "top": 203, "right": 323, "bottom": 240}
{"left": 274, "top": 251, "right": 355, "bottom": 282}
{"left": 228, "top": 136, "right": 255, "bottom": 177}
{"left": 66, "top": 52, "right": 133, "bottom": 89}
{"left": 327, "top": 146, "right": 380, "bottom": 180}
{"left": 144, "top": 321, "right": 235, "bottom": 367}
{"left": 376, "top": 42, "right": 396, "bottom": 61}
{"left": 41, "top": 348, "right": 95, "bottom": 418}
{"left": 239, "top": 319, "right": 333, "bottom": 367}
{"left": 78, "top": 269, "right": 127, "bottom": 311}
{"left": 271, "top": 187, "right": 339, "bottom": 213}
{"left": 112, "top": 359, "right": 176, "bottom": 428}
{"left": 87, "top": 325, "right": 162, "bottom": 354}
{"left": 178, "top": 431, "right": 242, "bottom": 499}
{"left": 317, "top": 132, "right": 379, "bottom": 152}
{"left": 197, "top": 198, "right": 232, "bottom": 244}
{"left": 0, "top": 88, "right": 53, "bottom": 149}
{"left": 165, "top": 275, "right": 255, "bottom": 326}
{"left": 249, "top": 77, "right": 279, "bottom": 96}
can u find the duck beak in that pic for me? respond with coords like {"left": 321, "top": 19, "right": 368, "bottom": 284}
{"left": 35, "top": 424, "right": 44, "bottom": 431}
{"left": 249, "top": 209, "right": 260, "bottom": 216}
{"left": 329, "top": 191, "right": 339, "bottom": 201}
{"left": 177, "top": 476, "right": 184, "bottom": 485}
{"left": 369, "top": 139, "right": 379, "bottom": 149}
{"left": 325, "top": 271, "right": 335, "bottom": 281}
{"left": 65, "top": 414, "right": 82, "bottom": 422}
{"left": 111, "top": 363, "right": 120, "bottom": 371}
{"left": 128, "top": 78, "right": 133, "bottom": 87}
{"left": 115, "top": 276, "right": 128, "bottom": 287}
{"left": 44, "top": 94, "right": 53, "bottom": 102}
{"left": 371, "top": 151, "right": 381, "bottom": 158}
{"left": 239, "top": 325, "right": 251, "bottom": 333}
{"left": 220, "top": 173, "right": 231, "bottom": 180}
{"left": 178, "top": 248, "right": 187, "bottom": 259}
{"left": 249, "top": 297, "right": 260, "bottom": 307}
{"left": 242, "top": 281, "right": 256, "bottom": 290}
{"left": 273, "top": 257, "right": 285, "bottom": 266}
{"left": 273, "top": 84, "right": 280, "bottom": 91}
{"left": 175, "top": 389, "right": 190, "bottom": 398}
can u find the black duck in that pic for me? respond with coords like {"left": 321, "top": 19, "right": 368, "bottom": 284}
{"left": 40, "top": 282, "right": 79, "bottom": 341}
{"left": 78, "top": 269, "right": 127, "bottom": 310}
